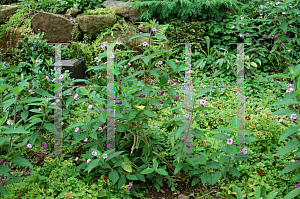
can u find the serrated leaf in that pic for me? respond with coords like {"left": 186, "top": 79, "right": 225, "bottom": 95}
{"left": 118, "top": 175, "right": 126, "bottom": 189}
{"left": 127, "top": 111, "right": 137, "bottom": 121}
{"left": 108, "top": 170, "right": 119, "bottom": 184}
{"left": 137, "top": 173, "right": 145, "bottom": 182}
{"left": 11, "top": 157, "right": 33, "bottom": 170}
{"left": 155, "top": 168, "right": 168, "bottom": 176}
{"left": 2, "top": 126, "right": 31, "bottom": 134}
{"left": 121, "top": 157, "right": 132, "bottom": 173}
{"left": 33, "top": 88, "right": 52, "bottom": 97}
{"left": 126, "top": 173, "right": 138, "bottom": 180}
{"left": 160, "top": 72, "right": 168, "bottom": 85}
{"left": 212, "top": 127, "right": 235, "bottom": 132}
{"left": 143, "top": 110, "right": 156, "bottom": 118}
{"left": 140, "top": 168, "right": 154, "bottom": 174}
{"left": 192, "top": 129, "right": 205, "bottom": 137}
{"left": 174, "top": 162, "right": 183, "bottom": 175}
{"left": 212, "top": 133, "right": 231, "bottom": 140}
{"left": 87, "top": 159, "right": 100, "bottom": 174}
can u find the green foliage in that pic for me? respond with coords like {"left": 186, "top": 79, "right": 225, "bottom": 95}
{"left": 129, "top": 0, "right": 242, "bottom": 23}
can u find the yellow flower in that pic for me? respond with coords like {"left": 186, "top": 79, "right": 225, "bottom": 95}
{"left": 134, "top": 105, "right": 145, "bottom": 110}
{"left": 37, "top": 168, "right": 40, "bottom": 171}
{"left": 267, "top": 89, "right": 273, "bottom": 93}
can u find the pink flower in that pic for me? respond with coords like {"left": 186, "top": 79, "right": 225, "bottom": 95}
{"left": 143, "top": 42, "right": 148, "bottom": 46}
{"left": 92, "top": 151, "right": 97, "bottom": 156}
{"left": 128, "top": 62, "right": 131, "bottom": 66}
{"left": 242, "top": 148, "right": 247, "bottom": 154}
{"left": 103, "top": 154, "right": 108, "bottom": 159}
{"left": 75, "top": 127, "right": 79, "bottom": 132}
{"left": 6, "top": 120, "right": 13, "bottom": 125}
{"left": 52, "top": 78, "right": 55, "bottom": 82}
{"left": 274, "top": 16, "right": 278, "bottom": 18}
{"left": 175, "top": 59, "right": 179, "bottom": 63}
{"left": 27, "top": 144, "right": 32, "bottom": 148}
{"left": 227, "top": 138, "right": 233, "bottom": 145}
{"left": 97, "top": 59, "right": 101, "bottom": 63}
{"left": 65, "top": 70, "right": 69, "bottom": 73}
{"left": 29, "top": 90, "right": 34, "bottom": 94}
{"left": 61, "top": 122, "right": 64, "bottom": 125}
{"left": 110, "top": 54, "right": 115, "bottom": 58}
{"left": 74, "top": 94, "right": 79, "bottom": 100}
{"left": 98, "top": 76, "right": 101, "bottom": 79}
{"left": 231, "top": 26, "right": 235, "bottom": 29}
{"left": 42, "top": 142, "right": 47, "bottom": 149}
{"left": 116, "top": 41, "right": 122, "bottom": 45}
{"left": 152, "top": 28, "right": 157, "bottom": 31}
{"left": 87, "top": 159, "right": 91, "bottom": 163}
{"left": 279, "top": 119, "right": 283, "bottom": 123}
{"left": 200, "top": 100, "right": 206, "bottom": 106}
{"left": 75, "top": 157, "right": 79, "bottom": 161}
{"left": 190, "top": 143, "right": 194, "bottom": 147}
{"left": 88, "top": 105, "right": 93, "bottom": 109}
{"left": 46, "top": 76, "right": 49, "bottom": 81}
{"left": 116, "top": 49, "right": 120, "bottom": 52}
{"left": 9, "top": 137, "right": 14, "bottom": 141}
{"left": 184, "top": 114, "right": 189, "bottom": 119}
{"left": 83, "top": 138, "right": 88, "bottom": 142}
{"left": 276, "top": 1, "right": 280, "bottom": 5}
{"left": 291, "top": 114, "right": 297, "bottom": 120}
{"left": 161, "top": 43, "right": 164, "bottom": 47}
{"left": 181, "top": 137, "right": 185, "bottom": 141}
{"left": 282, "top": 12, "right": 286, "bottom": 15}
{"left": 36, "top": 59, "right": 41, "bottom": 63}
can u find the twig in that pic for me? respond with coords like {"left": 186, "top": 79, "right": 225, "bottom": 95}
{"left": 198, "top": 190, "right": 218, "bottom": 198}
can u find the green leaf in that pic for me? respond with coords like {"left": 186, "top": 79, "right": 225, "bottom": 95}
{"left": 269, "top": 109, "right": 295, "bottom": 117}
{"left": 126, "top": 173, "right": 138, "bottom": 180}
{"left": 278, "top": 126, "right": 300, "bottom": 143}
{"left": 98, "top": 112, "right": 106, "bottom": 123}
{"left": 274, "top": 137, "right": 299, "bottom": 156}
{"left": 66, "top": 97, "right": 74, "bottom": 109}
{"left": 90, "top": 131, "right": 97, "bottom": 140}
{"left": 140, "top": 168, "right": 154, "bottom": 174}
{"left": 268, "top": 100, "right": 299, "bottom": 107}
{"left": 254, "top": 186, "right": 261, "bottom": 199}
{"left": 21, "top": 111, "right": 29, "bottom": 122}
{"left": 0, "top": 165, "right": 11, "bottom": 175}
{"left": 118, "top": 175, "right": 126, "bottom": 189}
{"left": 297, "top": 76, "right": 300, "bottom": 92}
{"left": 108, "top": 170, "right": 119, "bottom": 184}
{"left": 87, "top": 159, "right": 100, "bottom": 174}
{"left": 33, "top": 88, "right": 52, "bottom": 97}
{"left": 127, "top": 111, "right": 137, "bottom": 121}
{"left": 142, "top": 55, "right": 151, "bottom": 65}
{"left": 201, "top": 172, "right": 211, "bottom": 186}
{"left": 265, "top": 190, "right": 278, "bottom": 199}
{"left": 212, "top": 127, "right": 235, "bottom": 132}
{"left": 170, "top": 125, "right": 184, "bottom": 140}
{"left": 86, "top": 65, "right": 106, "bottom": 72}
{"left": 281, "top": 20, "right": 288, "bottom": 34}
{"left": 229, "top": 167, "right": 240, "bottom": 177}
{"left": 43, "top": 123, "right": 54, "bottom": 133}
{"left": 153, "top": 160, "right": 158, "bottom": 169}
{"left": 121, "top": 157, "right": 132, "bottom": 173}
{"left": 5, "top": 176, "right": 24, "bottom": 185}
{"left": 211, "top": 171, "right": 222, "bottom": 186}
{"left": 13, "top": 87, "right": 20, "bottom": 96}
{"left": 282, "top": 187, "right": 300, "bottom": 199}
{"left": 191, "top": 129, "right": 205, "bottom": 137}
{"left": 174, "top": 162, "right": 183, "bottom": 175}
{"left": 196, "top": 88, "right": 214, "bottom": 98}
{"left": 160, "top": 72, "right": 168, "bottom": 85}
{"left": 191, "top": 176, "right": 200, "bottom": 186}
{"left": 128, "top": 33, "right": 150, "bottom": 42}
{"left": 143, "top": 110, "right": 156, "bottom": 118}
{"left": 232, "top": 185, "right": 243, "bottom": 199}
{"left": 170, "top": 117, "right": 185, "bottom": 121}
{"left": 30, "top": 131, "right": 38, "bottom": 145}
{"left": 152, "top": 34, "right": 168, "bottom": 41}
{"left": 2, "top": 126, "right": 31, "bottom": 134}
{"left": 150, "top": 69, "right": 160, "bottom": 77}
{"left": 11, "top": 157, "right": 33, "bottom": 170}
{"left": 212, "top": 133, "right": 231, "bottom": 140}
{"left": 0, "top": 185, "right": 10, "bottom": 195}
{"left": 0, "top": 112, "right": 9, "bottom": 126}
{"left": 166, "top": 60, "right": 176, "bottom": 71}
{"left": 2, "top": 98, "right": 15, "bottom": 112}
{"left": 267, "top": 74, "right": 291, "bottom": 79}
{"left": 19, "top": 97, "right": 44, "bottom": 103}
{"left": 155, "top": 168, "right": 168, "bottom": 176}
{"left": 278, "top": 162, "right": 300, "bottom": 177}
{"left": 137, "top": 173, "right": 146, "bottom": 182}
{"left": 71, "top": 133, "right": 88, "bottom": 145}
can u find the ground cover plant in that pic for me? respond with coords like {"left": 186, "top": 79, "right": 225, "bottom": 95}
{"left": 0, "top": 0, "right": 300, "bottom": 198}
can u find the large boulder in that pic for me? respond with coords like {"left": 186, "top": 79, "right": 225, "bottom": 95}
{"left": 76, "top": 14, "right": 117, "bottom": 39}
{"left": 31, "top": 10, "right": 81, "bottom": 43}
{"left": 101, "top": 0, "right": 140, "bottom": 23}
{"left": 0, "top": 5, "right": 22, "bottom": 24}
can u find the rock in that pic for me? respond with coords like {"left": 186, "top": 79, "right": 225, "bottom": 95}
{"left": 76, "top": 14, "right": 117, "bottom": 39}
{"left": 101, "top": 0, "right": 140, "bottom": 23}
{"left": 0, "top": 5, "right": 22, "bottom": 24}
{"left": 31, "top": 10, "right": 81, "bottom": 43}
{"left": 0, "top": 27, "right": 24, "bottom": 54}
